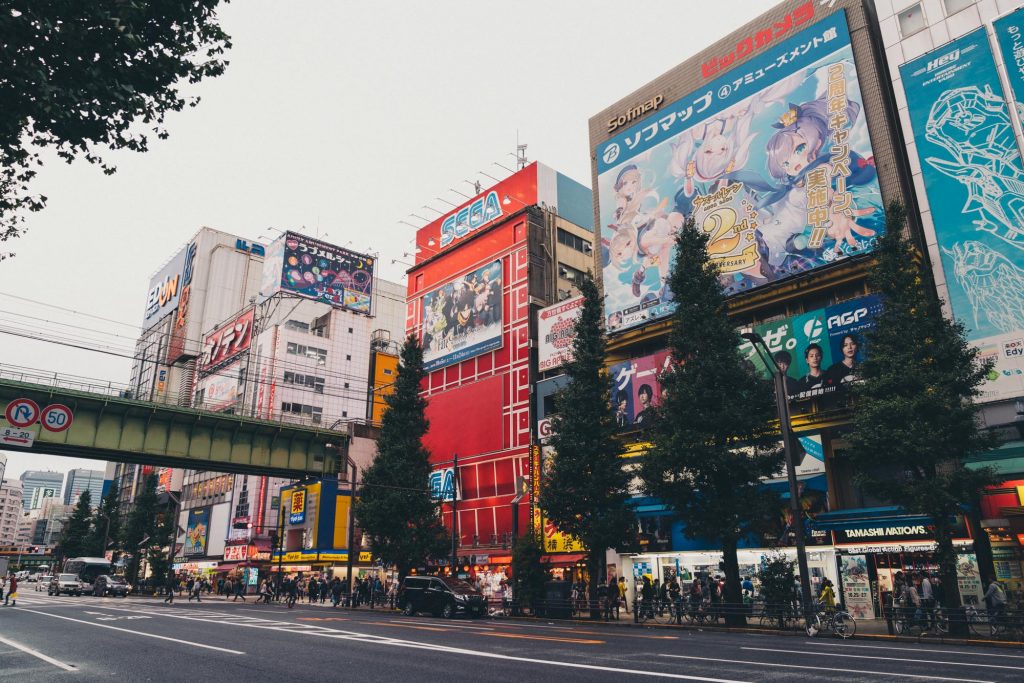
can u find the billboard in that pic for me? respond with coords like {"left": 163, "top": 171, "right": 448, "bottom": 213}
{"left": 537, "top": 296, "right": 584, "bottom": 373}
{"left": 200, "top": 307, "right": 254, "bottom": 375}
{"left": 260, "top": 232, "right": 374, "bottom": 314}
{"left": 421, "top": 260, "right": 503, "bottom": 372}
{"left": 596, "top": 10, "right": 884, "bottom": 333}
{"left": 143, "top": 241, "right": 197, "bottom": 330}
{"left": 900, "top": 29, "right": 1024, "bottom": 401}
{"left": 994, "top": 8, "right": 1024, "bottom": 115}
{"left": 184, "top": 507, "right": 210, "bottom": 556}
{"left": 739, "top": 294, "right": 882, "bottom": 401}
{"left": 200, "top": 372, "right": 240, "bottom": 412}
{"left": 609, "top": 349, "right": 673, "bottom": 431}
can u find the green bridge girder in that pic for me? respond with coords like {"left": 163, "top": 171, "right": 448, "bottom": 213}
{"left": 0, "top": 378, "right": 342, "bottom": 476}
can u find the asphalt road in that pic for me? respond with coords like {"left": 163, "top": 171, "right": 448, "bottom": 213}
{"left": 1, "top": 589, "right": 1021, "bottom": 682}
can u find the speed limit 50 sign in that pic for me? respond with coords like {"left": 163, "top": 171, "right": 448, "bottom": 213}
{"left": 40, "top": 404, "right": 74, "bottom": 433}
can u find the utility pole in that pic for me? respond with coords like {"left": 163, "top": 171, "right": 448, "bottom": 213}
{"left": 450, "top": 452, "right": 459, "bottom": 576}
{"left": 346, "top": 460, "right": 357, "bottom": 597}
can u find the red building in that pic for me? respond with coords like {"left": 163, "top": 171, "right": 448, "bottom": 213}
{"left": 405, "top": 162, "right": 593, "bottom": 587}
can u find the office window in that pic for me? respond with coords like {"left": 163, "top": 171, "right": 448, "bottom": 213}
{"left": 942, "top": 0, "right": 973, "bottom": 15}
{"left": 346, "top": 354, "right": 351, "bottom": 361}
{"left": 557, "top": 262, "right": 586, "bottom": 283}
{"left": 556, "top": 228, "right": 592, "bottom": 255}
{"left": 344, "top": 382, "right": 350, "bottom": 389}
{"left": 285, "top": 319, "right": 310, "bottom": 332}
{"left": 348, "top": 327, "right": 353, "bottom": 334}
{"left": 897, "top": 3, "right": 926, "bottom": 37}
{"left": 287, "top": 343, "right": 327, "bottom": 365}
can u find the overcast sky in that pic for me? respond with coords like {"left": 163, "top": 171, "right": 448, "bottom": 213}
{"left": 0, "top": 0, "right": 778, "bottom": 481}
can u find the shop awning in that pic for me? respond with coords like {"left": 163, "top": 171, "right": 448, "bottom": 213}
{"left": 539, "top": 553, "right": 586, "bottom": 565}
{"left": 808, "top": 506, "right": 933, "bottom": 531}
{"left": 216, "top": 563, "right": 242, "bottom": 572}
{"left": 966, "top": 439, "right": 1024, "bottom": 476}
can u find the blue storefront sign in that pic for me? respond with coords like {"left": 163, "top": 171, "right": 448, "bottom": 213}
{"left": 994, "top": 8, "right": 1024, "bottom": 114}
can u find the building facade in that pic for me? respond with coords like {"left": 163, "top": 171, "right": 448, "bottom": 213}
{"left": 19, "top": 470, "right": 64, "bottom": 512}
{"left": 63, "top": 468, "right": 105, "bottom": 506}
{"left": 875, "top": 0, "right": 1024, "bottom": 601}
{"left": 406, "top": 161, "right": 593, "bottom": 589}
{"left": 0, "top": 479, "right": 23, "bottom": 547}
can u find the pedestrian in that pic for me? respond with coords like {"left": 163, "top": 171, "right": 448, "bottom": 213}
{"left": 164, "top": 573, "right": 176, "bottom": 604}
{"left": 192, "top": 577, "right": 203, "bottom": 602}
{"left": 905, "top": 574, "right": 922, "bottom": 627}
{"left": 321, "top": 578, "right": 330, "bottom": 604}
{"left": 4, "top": 574, "right": 17, "bottom": 606}
{"left": 373, "top": 576, "right": 383, "bottom": 608}
{"left": 224, "top": 577, "right": 233, "bottom": 599}
{"left": 307, "top": 576, "right": 317, "bottom": 604}
{"left": 617, "top": 576, "right": 628, "bottom": 614}
{"left": 606, "top": 575, "right": 620, "bottom": 620}
{"left": 0, "top": 575, "right": 6, "bottom": 604}
{"left": 920, "top": 572, "right": 934, "bottom": 627}
{"left": 233, "top": 576, "right": 246, "bottom": 602}
{"left": 217, "top": 576, "right": 225, "bottom": 596}
{"left": 286, "top": 576, "right": 298, "bottom": 608}
{"left": 819, "top": 578, "right": 836, "bottom": 610}
{"left": 186, "top": 576, "right": 196, "bottom": 602}
{"left": 597, "top": 578, "right": 610, "bottom": 621}
{"left": 984, "top": 577, "right": 1007, "bottom": 622}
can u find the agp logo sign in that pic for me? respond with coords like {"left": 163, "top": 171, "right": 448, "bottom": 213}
{"left": 826, "top": 307, "right": 868, "bottom": 330}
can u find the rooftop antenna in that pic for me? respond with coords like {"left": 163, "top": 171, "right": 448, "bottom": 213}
{"left": 516, "top": 131, "right": 528, "bottom": 170}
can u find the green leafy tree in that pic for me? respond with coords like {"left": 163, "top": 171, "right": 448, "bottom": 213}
{"left": 756, "top": 551, "right": 796, "bottom": 629}
{"left": 123, "top": 474, "right": 159, "bottom": 586}
{"left": 88, "top": 486, "right": 123, "bottom": 560}
{"left": 511, "top": 533, "right": 547, "bottom": 613}
{"left": 146, "top": 507, "right": 176, "bottom": 593}
{"left": 355, "top": 335, "right": 448, "bottom": 579}
{"left": 847, "top": 203, "right": 998, "bottom": 610}
{"left": 58, "top": 490, "right": 94, "bottom": 562}
{"left": 541, "top": 272, "right": 634, "bottom": 618}
{"left": 640, "top": 220, "right": 783, "bottom": 626}
{"left": 0, "top": 2, "right": 231, "bottom": 255}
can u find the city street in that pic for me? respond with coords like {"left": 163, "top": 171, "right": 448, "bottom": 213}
{"left": 1, "top": 591, "right": 1021, "bottom": 682}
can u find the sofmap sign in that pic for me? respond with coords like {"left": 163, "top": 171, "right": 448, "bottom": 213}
{"left": 597, "top": 10, "right": 883, "bottom": 333}
{"left": 900, "top": 29, "right": 1024, "bottom": 402}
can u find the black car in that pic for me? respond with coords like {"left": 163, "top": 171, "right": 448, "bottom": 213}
{"left": 398, "top": 576, "right": 487, "bottom": 619}
{"left": 93, "top": 575, "right": 130, "bottom": 597}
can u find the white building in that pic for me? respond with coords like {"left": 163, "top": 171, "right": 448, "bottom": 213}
{"left": 0, "top": 479, "right": 23, "bottom": 547}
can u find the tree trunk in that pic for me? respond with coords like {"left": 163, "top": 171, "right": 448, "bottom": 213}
{"left": 933, "top": 522, "right": 961, "bottom": 610}
{"left": 721, "top": 536, "right": 745, "bottom": 627}
{"left": 964, "top": 508, "right": 995, "bottom": 587}
{"left": 588, "top": 550, "right": 602, "bottom": 620}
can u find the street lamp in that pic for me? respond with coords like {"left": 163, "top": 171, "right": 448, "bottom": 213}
{"left": 740, "top": 330, "right": 814, "bottom": 621}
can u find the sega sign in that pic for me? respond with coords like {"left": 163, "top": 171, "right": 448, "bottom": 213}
{"left": 429, "top": 468, "right": 457, "bottom": 502}
{"left": 439, "top": 191, "right": 503, "bottom": 248}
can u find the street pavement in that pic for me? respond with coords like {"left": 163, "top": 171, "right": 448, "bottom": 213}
{"left": 1, "top": 590, "right": 1022, "bottom": 682}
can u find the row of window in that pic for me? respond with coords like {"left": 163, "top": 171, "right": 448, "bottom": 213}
{"left": 557, "top": 228, "right": 592, "bottom": 255}
{"left": 557, "top": 262, "right": 587, "bottom": 283}
{"left": 286, "top": 342, "right": 327, "bottom": 364}
{"left": 281, "top": 402, "right": 324, "bottom": 423}
{"left": 182, "top": 474, "right": 234, "bottom": 502}
{"left": 283, "top": 371, "right": 326, "bottom": 394}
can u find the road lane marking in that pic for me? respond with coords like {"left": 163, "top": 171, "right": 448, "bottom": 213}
{"left": 14, "top": 608, "right": 245, "bottom": 655}
{"left": 742, "top": 646, "right": 1019, "bottom": 671}
{"left": 806, "top": 640, "right": 1024, "bottom": 659}
{"left": 0, "top": 634, "right": 77, "bottom": 672}
{"left": 362, "top": 621, "right": 451, "bottom": 633}
{"left": 659, "top": 654, "right": 992, "bottom": 683}
{"left": 298, "top": 617, "right": 350, "bottom": 622}
{"left": 393, "top": 619, "right": 494, "bottom": 631}
{"left": 478, "top": 632, "right": 603, "bottom": 645}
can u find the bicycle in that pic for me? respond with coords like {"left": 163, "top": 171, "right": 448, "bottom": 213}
{"left": 806, "top": 604, "right": 856, "bottom": 639}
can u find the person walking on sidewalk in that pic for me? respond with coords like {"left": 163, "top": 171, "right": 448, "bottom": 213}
{"left": 233, "top": 576, "right": 246, "bottom": 602}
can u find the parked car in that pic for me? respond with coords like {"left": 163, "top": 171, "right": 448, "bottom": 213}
{"left": 36, "top": 575, "right": 54, "bottom": 591}
{"left": 49, "top": 573, "right": 84, "bottom": 596}
{"left": 93, "top": 575, "right": 130, "bottom": 597}
{"left": 398, "top": 576, "right": 487, "bottom": 619}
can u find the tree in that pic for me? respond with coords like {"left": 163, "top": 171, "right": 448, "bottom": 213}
{"left": 0, "top": 2, "right": 231, "bottom": 255}
{"left": 511, "top": 533, "right": 547, "bottom": 614}
{"left": 88, "top": 486, "right": 123, "bottom": 560}
{"left": 58, "top": 490, "right": 94, "bottom": 562}
{"left": 123, "top": 474, "right": 159, "bottom": 586}
{"left": 147, "top": 506, "right": 177, "bottom": 592}
{"left": 355, "top": 335, "right": 448, "bottom": 579}
{"left": 640, "top": 220, "right": 783, "bottom": 626}
{"left": 540, "top": 272, "right": 634, "bottom": 618}
{"left": 756, "top": 551, "right": 796, "bottom": 629}
{"left": 847, "top": 203, "right": 998, "bottom": 610}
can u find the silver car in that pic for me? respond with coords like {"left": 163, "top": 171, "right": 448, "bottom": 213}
{"left": 49, "top": 573, "right": 83, "bottom": 596}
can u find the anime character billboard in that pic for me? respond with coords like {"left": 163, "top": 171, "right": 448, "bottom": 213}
{"left": 900, "top": 28, "right": 1024, "bottom": 402}
{"left": 260, "top": 232, "right": 375, "bottom": 314}
{"left": 421, "top": 260, "right": 503, "bottom": 372}
{"left": 609, "top": 349, "right": 673, "bottom": 432}
{"left": 739, "top": 294, "right": 882, "bottom": 402}
{"left": 596, "top": 10, "right": 883, "bottom": 333}
{"left": 184, "top": 507, "right": 211, "bottom": 556}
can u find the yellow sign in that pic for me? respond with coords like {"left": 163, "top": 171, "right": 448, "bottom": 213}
{"left": 282, "top": 552, "right": 303, "bottom": 563}
{"left": 291, "top": 490, "right": 306, "bottom": 515}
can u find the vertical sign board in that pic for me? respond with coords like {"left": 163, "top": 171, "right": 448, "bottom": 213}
{"left": 595, "top": 9, "right": 884, "bottom": 333}
{"left": 537, "top": 296, "right": 584, "bottom": 373}
{"left": 900, "top": 29, "right": 1024, "bottom": 402}
{"left": 184, "top": 507, "right": 210, "bottom": 556}
{"left": 994, "top": 9, "right": 1024, "bottom": 118}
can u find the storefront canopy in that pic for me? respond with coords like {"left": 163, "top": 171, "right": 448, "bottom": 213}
{"left": 966, "top": 439, "right": 1024, "bottom": 477}
{"left": 539, "top": 553, "right": 586, "bottom": 565}
{"left": 809, "top": 506, "right": 933, "bottom": 532}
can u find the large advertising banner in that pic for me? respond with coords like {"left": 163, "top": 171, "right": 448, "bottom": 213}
{"left": 537, "top": 296, "right": 584, "bottom": 372}
{"left": 994, "top": 8, "right": 1024, "bottom": 114}
{"left": 596, "top": 10, "right": 884, "bottom": 333}
{"left": 900, "top": 29, "right": 1024, "bottom": 402}
{"left": 609, "top": 349, "right": 673, "bottom": 431}
{"left": 184, "top": 507, "right": 210, "bottom": 557}
{"left": 200, "top": 307, "right": 254, "bottom": 375}
{"left": 260, "top": 232, "right": 374, "bottom": 314}
{"left": 421, "top": 260, "right": 503, "bottom": 372}
{"left": 739, "top": 294, "right": 883, "bottom": 401}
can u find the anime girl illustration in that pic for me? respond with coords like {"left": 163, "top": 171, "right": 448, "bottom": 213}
{"left": 756, "top": 82, "right": 878, "bottom": 272}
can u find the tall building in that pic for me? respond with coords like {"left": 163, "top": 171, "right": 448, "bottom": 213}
{"left": 875, "top": 0, "right": 1024, "bottom": 602}
{"left": 406, "top": 161, "right": 594, "bottom": 589}
{"left": 19, "top": 470, "right": 64, "bottom": 512}
{"left": 63, "top": 468, "right": 105, "bottom": 506}
{"left": 587, "top": 0, "right": 929, "bottom": 616}
{"left": 0, "top": 479, "right": 23, "bottom": 547}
